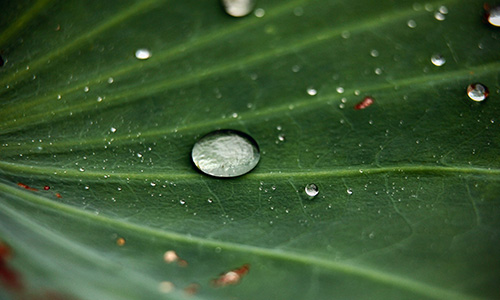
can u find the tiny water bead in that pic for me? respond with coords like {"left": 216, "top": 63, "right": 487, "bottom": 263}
{"left": 467, "top": 83, "right": 489, "bottom": 102}
{"left": 222, "top": 0, "right": 255, "bottom": 17}
{"left": 431, "top": 54, "right": 446, "bottom": 66}
{"left": 192, "top": 129, "right": 260, "bottom": 177}
{"left": 305, "top": 183, "right": 319, "bottom": 197}
{"left": 135, "top": 48, "right": 151, "bottom": 60}
{"left": 307, "top": 87, "right": 317, "bottom": 96}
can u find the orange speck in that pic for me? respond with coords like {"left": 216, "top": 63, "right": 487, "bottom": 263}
{"left": 177, "top": 259, "right": 188, "bottom": 267}
{"left": 211, "top": 264, "right": 250, "bottom": 288}
{"left": 55, "top": 193, "right": 62, "bottom": 198}
{"left": 116, "top": 237, "right": 126, "bottom": 246}
{"left": 184, "top": 283, "right": 200, "bottom": 295}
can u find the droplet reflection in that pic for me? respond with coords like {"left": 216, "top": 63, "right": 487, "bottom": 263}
{"left": 192, "top": 129, "right": 260, "bottom": 177}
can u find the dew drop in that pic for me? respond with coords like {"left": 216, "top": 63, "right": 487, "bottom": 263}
{"left": 83, "top": 86, "right": 89, "bottom": 93}
{"left": 467, "top": 83, "right": 489, "bottom": 102}
{"left": 110, "top": 127, "right": 117, "bottom": 133}
{"left": 336, "top": 87, "right": 344, "bottom": 94}
{"left": 192, "top": 129, "right": 260, "bottom": 177}
{"left": 79, "top": 167, "right": 85, "bottom": 172}
{"left": 293, "top": 7, "right": 304, "bottom": 16}
{"left": 307, "top": 87, "right": 317, "bottom": 96}
{"left": 407, "top": 20, "right": 417, "bottom": 28}
{"left": 305, "top": 183, "right": 319, "bottom": 197}
{"left": 221, "top": 0, "right": 255, "bottom": 17}
{"left": 430, "top": 54, "right": 446, "bottom": 66}
{"left": 346, "top": 188, "right": 353, "bottom": 195}
{"left": 370, "top": 49, "right": 379, "bottom": 57}
{"left": 135, "top": 48, "right": 151, "bottom": 60}
{"left": 486, "top": 5, "right": 500, "bottom": 27}
{"left": 439, "top": 5, "right": 448, "bottom": 14}
{"left": 434, "top": 12, "right": 445, "bottom": 21}
{"left": 107, "top": 77, "right": 114, "bottom": 84}
{"left": 254, "top": 8, "right": 265, "bottom": 18}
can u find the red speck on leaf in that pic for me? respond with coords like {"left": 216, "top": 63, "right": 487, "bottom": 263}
{"left": 43, "top": 186, "right": 50, "bottom": 190}
{"left": 354, "top": 96, "right": 374, "bottom": 110}
{"left": 211, "top": 264, "right": 250, "bottom": 287}
{"left": 17, "top": 183, "right": 38, "bottom": 191}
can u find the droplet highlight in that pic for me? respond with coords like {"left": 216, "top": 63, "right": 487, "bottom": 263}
{"left": 485, "top": 5, "right": 500, "bottom": 27}
{"left": 430, "top": 54, "right": 446, "bottom": 66}
{"left": 305, "top": 183, "right": 319, "bottom": 197}
{"left": 135, "top": 48, "right": 151, "bottom": 60}
{"left": 192, "top": 129, "right": 260, "bottom": 177}
{"left": 222, "top": 0, "right": 255, "bottom": 17}
{"left": 467, "top": 83, "right": 489, "bottom": 102}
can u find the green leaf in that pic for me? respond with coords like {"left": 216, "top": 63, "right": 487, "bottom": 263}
{"left": 1, "top": 0, "right": 499, "bottom": 299}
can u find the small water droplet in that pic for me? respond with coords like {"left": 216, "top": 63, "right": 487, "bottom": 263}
{"left": 254, "top": 8, "right": 265, "bottom": 18}
{"left": 221, "top": 0, "right": 255, "bottom": 17}
{"left": 341, "top": 31, "right": 350, "bottom": 39}
{"left": 336, "top": 87, "right": 344, "bottom": 94}
{"left": 278, "top": 134, "right": 285, "bottom": 142}
{"left": 486, "top": 5, "right": 500, "bottom": 27}
{"left": 57, "top": 94, "right": 62, "bottom": 100}
{"left": 407, "top": 20, "right": 417, "bottom": 28}
{"left": 430, "top": 54, "right": 446, "bottom": 66}
{"left": 79, "top": 167, "right": 85, "bottom": 172}
{"left": 83, "top": 86, "right": 89, "bottom": 92}
{"left": 180, "top": 200, "right": 186, "bottom": 205}
{"left": 192, "top": 129, "right": 260, "bottom": 177}
{"left": 434, "top": 11, "right": 445, "bottom": 21}
{"left": 307, "top": 87, "right": 317, "bottom": 96}
{"left": 439, "top": 6, "right": 448, "bottom": 14}
{"left": 107, "top": 77, "right": 114, "bottom": 84}
{"left": 150, "top": 182, "right": 156, "bottom": 187}
{"left": 305, "top": 183, "right": 319, "bottom": 197}
{"left": 374, "top": 68, "right": 382, "bottom": 75}
{"left": 293, "top": 7, "right": 304, "bottom": 16}
{"left": 97, "top": 96, "right": 103, "bottom": 102}
{"left": 292, "top": 65, "right": 301, "bottom": 72}
{"left": 346, "top": 188, "right": 353, "bottom": 195}
{"left": 467, "top": 83, "right": 489, "bottom": 102}
{"left": 110, "top": 127, "right": 117, "bottom": 133}
{"left": 370, "top": 49, "right": 379, "bottom": 57}
{"left": 135, "top": 48, "right": 151, "bottom": 60}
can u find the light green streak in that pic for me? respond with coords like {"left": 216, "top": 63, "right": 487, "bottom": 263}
{"left": 0, "top": 0, "right": 459, "bottom": 133}
{"left": 0, "top": 160, "right": 499, "bottom": 182}
{"left": 0, "top": 0, "right": 53, "bottom": 47}
{"left": 0, "top": 0, "right": 165, "bottom": 88}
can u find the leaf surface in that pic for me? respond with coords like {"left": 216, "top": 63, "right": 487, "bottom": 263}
{"left": 0, "top": 0, "right": 499, "bottom": 299}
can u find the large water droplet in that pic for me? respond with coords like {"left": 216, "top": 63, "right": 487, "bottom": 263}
{"left": 430, "top": 54, "right": 446, "bottom": 66}
{"left": 305, "top": 183, "right": 319, "bottom": 197}
{"left": 221, "top": 0, "right": 255, "bottom": 17}
{"left": 135, "top": 48, "right": 151, "bottom": 60}
{"left": 192, "top": 129, "right": 260, "bottom": 177}
{"left": 467, "top": 83, "right": 489, "bottom": 102}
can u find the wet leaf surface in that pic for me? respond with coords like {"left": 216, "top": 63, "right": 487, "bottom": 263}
{"left": 0, "top": 0, "right": 499, "bottom": 299}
